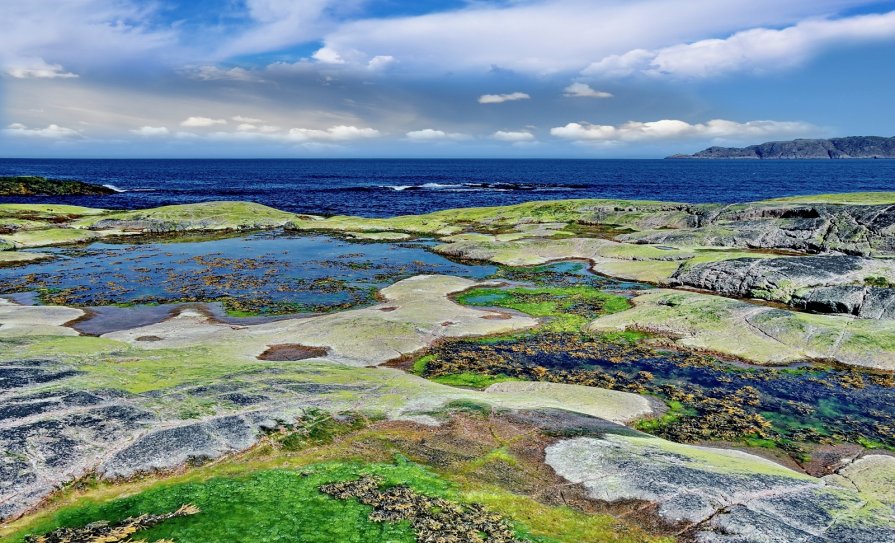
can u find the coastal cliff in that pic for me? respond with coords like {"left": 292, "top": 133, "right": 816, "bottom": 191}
{"left": 669, "top": 136, "right": 895, "bottom": 159}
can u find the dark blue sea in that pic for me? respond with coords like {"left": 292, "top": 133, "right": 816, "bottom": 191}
{"left": 1, "top": 158, "right": 894, "bottom": 217}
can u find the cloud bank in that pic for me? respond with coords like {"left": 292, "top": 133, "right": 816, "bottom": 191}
{"left": 584, "top": 10, "right": 895, "bottom": 78}
{"left": 550, "top": 119, "right": 814, "bottom": 142}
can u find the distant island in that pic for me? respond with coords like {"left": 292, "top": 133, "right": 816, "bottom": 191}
{"left": 668, "top": 136, "right": 895, "bottom": 159}
{"left": 0, "top": 175, "right": 116, "bottom": 196}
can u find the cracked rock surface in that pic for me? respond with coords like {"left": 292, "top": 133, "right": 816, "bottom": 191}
{"left": 545, "top": 434, "right": 895, "bottom": 543}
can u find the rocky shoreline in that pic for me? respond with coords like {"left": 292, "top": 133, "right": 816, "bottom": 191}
{"left": 1, "top": 194, "right": 894, "bottom": 542}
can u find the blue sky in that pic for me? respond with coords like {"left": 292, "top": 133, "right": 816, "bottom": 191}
{"left": 2, "top": 0, "right": 895, "bottom": 158}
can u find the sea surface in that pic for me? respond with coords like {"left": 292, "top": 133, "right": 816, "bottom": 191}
{"left": 2, "top": 158, "right": 895, "bottom": 217}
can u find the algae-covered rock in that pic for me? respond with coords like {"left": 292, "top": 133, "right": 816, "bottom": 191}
{"left": 79, "top": 201, "right": 298, "bottom": 233}
{"left": 482, "top": 381, "right": 658, "bottom": 424}
{"left": 589, "top": 289, "right": 895, "bottom": 369}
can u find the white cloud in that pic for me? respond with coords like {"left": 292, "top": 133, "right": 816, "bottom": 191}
{"left": 181, "top": 116, "right": 228, "bottom": 127}
{"left": 315, "top": 0, "right": 867, "bottom": 74}
{"left": 479, "top": 92, "right": 530, "bottom": 104}
{"left": 313, "top": 47, "right": 346, "bottom": 64}
{"left": 235, "top": 123, "right": 278, "bottom": 132}
{"left": 130, "top": 126, "right": 169, "bottom": 136}
{"left": 584, "top": 10, "right": 895, "bottom": 78}
{"left": 492, "top": 130, "right": 536, "bottom": 143}
{"left": 367, "top": 55, "right": 396, "bottom": 70}
{"left": 550, "top": 119, "right": 814, "bottom": 142}
{"left": 232, "top": 115, "right": 263, "bottom": 123}
{"left": 6, "top": 58, "right": 78, "bottom": 79}
{"left": 405, "top": 129, "right": 469, "bottom": 142}
{"left": 286, "top": 125, "right": 380, "bottom": 142}
{"left": 1, "top": 1, "right": 177, "bottom": 76}
{"left": 215, "top": 0, "right": 340, "bottom": 59}
{"left": 563, "top": 83, "right": 612, "bottom": 98}
{"left": 5, "top": 122, "right": 81, "bottom": 139}
{"left": 188, "top": 65, "right": 257, "bottom": 81}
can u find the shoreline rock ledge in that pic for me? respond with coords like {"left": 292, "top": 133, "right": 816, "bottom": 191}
{"left": 668, "top": 136, "right": 895, "bottom": 159}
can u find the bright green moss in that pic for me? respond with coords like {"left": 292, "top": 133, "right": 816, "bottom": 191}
{"left": 432, "top": 372, "right": 521, "bottom": 389}
{"left": 456, "top": 285, "right": 630, "bottom": 333}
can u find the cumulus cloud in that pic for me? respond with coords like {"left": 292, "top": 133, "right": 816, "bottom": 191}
{"left": 130, "top": 126, "right": 169, "bottom": 136}
{"left": 405, "top": 129, "right": 469, "bottom": 142}
{"left": 286, "top": 125, "right": 380, "bottom": 142}
{"left": 584, "top": 10, "right": 895, "bottom": 78}
{"left": 479, "top": 92, "right": 530, "bottom": 104}
{"left": 181, "top": 116, "right": 228, "bottom": 127}
{"left": 563, "top": 83, "right": 612, "bottom": 98}
{"left": 236, "top": 123, "right": 281, "bottom": 132}
{"left": 313, "top": 47, "right": 346, "bottom": 64}
{"left": 550, "top": 119, "right": 814, "bottom": 142}
{"left": 6, "top": 58, "right": 78, "bottom": 79}
{"left": 492, "top": 130, "right": 536, "bottom": 143}
{"left": 5, "top": 123, "right": 81, "bottom": 139}
{"left": 233, "top": 115, "right": 263, "bottom": 123}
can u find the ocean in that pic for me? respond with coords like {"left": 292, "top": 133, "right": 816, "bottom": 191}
{"left": 2, "top": 158, "right": 894, "bottom": 217}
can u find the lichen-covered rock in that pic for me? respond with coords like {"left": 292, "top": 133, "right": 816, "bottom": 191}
{"left": 622, "top": 202, "right": 895, "bottom": 257}
{"left": 671, "top": 255, "right": 895, "bottom": 318}
{"left": 80, "top": 201, "right": 297, "bottom": 233}
{"left": 545, "top": 434, "right": 895, "bottom": 542}
{"left": 589, "top": 289, "right": 895, "bottom": 369}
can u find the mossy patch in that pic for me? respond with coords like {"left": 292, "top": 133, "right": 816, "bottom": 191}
{"left": 457, "top": 285, "right": 630, "bottom": 333}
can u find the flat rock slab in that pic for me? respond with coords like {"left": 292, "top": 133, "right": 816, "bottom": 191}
{"left": 589, "top": 288, "right": 895, "bottom": 370}
{"left": 103, "top": 275, "right": 539, "bottom": 367}
{"left": 0, "top": 299, "right": 83, "bottom": 337}
{"left": 483, "top": 381, "right": 658, "bottom": 424}
{"left": 545, "top": 434, "right": 895, "bottom": 542}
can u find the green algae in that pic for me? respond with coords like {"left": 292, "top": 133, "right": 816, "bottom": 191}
{"left": 1, "top": 228, "right": 100, "bottom": 248}
{"left": 456, "top": 285, "right": 630, "bottom": 333}
{"left": 432, "top": 372, "right": 521, "bottom": 389}
{"left": 72, "top": 201, "right": 298, "bottom": 231}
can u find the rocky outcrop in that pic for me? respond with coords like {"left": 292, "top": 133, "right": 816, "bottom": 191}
{"left": 0, "top": 176, "right": 116, "bottom": 196}
{"left": 670, "top": 255, "right": 895, "bottom": 319}
{"left": 669, "top": 136, "right": 895, "bottom": 159}
{"left": 620, "top": 203, "right": 895, "bottom": 257}
{"left": 546, "top": 434, "right": 895, "bottom": 543}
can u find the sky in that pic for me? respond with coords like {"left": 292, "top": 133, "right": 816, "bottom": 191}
{"left": 2, "top": 0, "right": 895, "bottom": 158}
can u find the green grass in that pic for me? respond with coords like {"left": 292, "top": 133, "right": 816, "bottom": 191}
{"left": 4, "top": 459, "right": 577, "bottom": 543}
{"left": 410, "top": 354, "right": 435, "bottom": 375}
{"left": 456, "top": 285, "right": 630, "bottom": 333}
{"left": 432, "top": 372, "right": 521, "bottom": 389}
{"left": 2, "top": 463, "right": 429, "bottom": 543}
